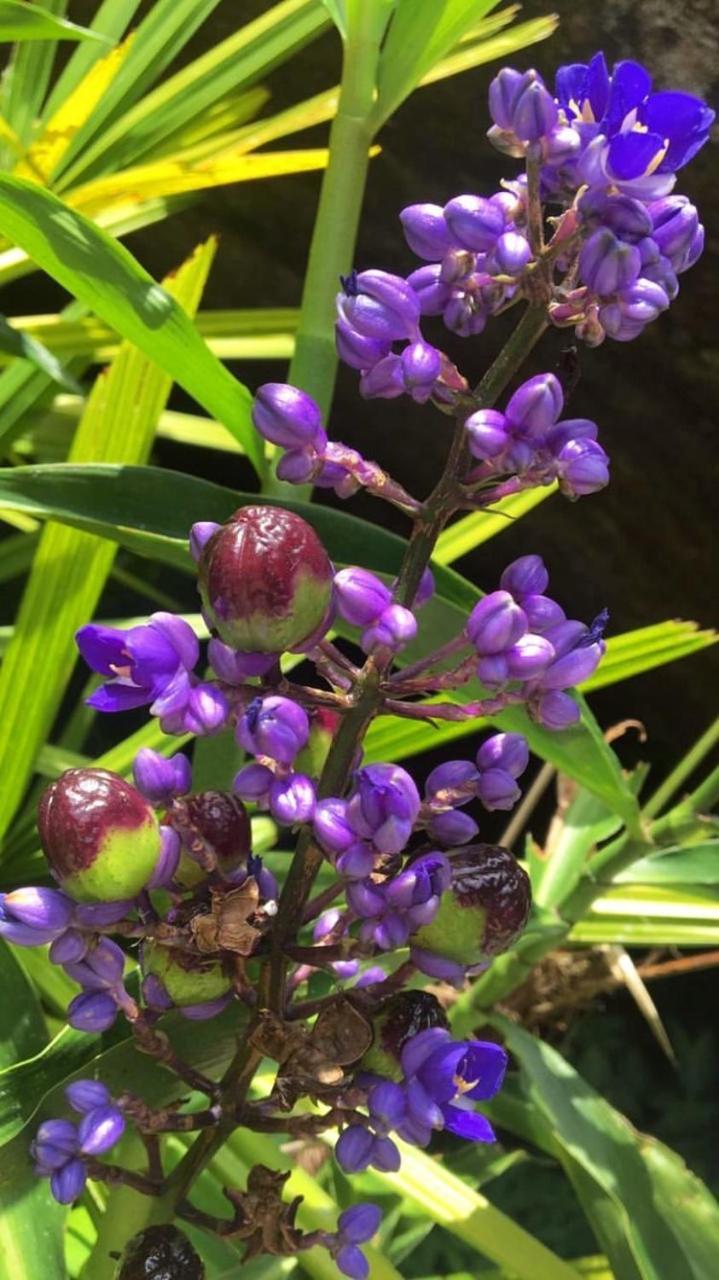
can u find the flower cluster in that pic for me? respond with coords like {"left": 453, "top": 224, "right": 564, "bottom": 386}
{"left": 31, "top": 1080, "right": 125, "bottom": 1204}
{"left": 8, "top": 45, "right": 705, "bottom": 1277}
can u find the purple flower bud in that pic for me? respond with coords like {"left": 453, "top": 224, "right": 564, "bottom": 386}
{"left": 233, "top": 762, "right": 273, "bottom": 805}
{"left": 359, "top": 353, "right": 405, "bottom": 400}
{"left": 65, "top": 1080, "right": 111, "bottom": 1114}
{"left": 173, "top": 682, "right": 228, "bottom": 737}
{"left": 336, "top": 1245, "right": 370, "bottom": 1280}
{"left": 543, "top": 124, "right": 581, "bottom": 166}
{"left": 275, "top": 446, "right": 321, "bottom": 484}
{"left": 522, "top": 594, "right": 566, "bottom": 632}
{"left": 443, "top": 294, "right": 488, "bottom": 338}
{"left": 336, "top": 1125, "right": 374, "bottom": 1173}
{"left": 313, "top": 909, "right": 343, "bottom": 942}
{"left": 400, "top": 203, "right": 455, "bottom": 260}
{"left": 179, "top": 994, "right": 232, "bottom": 1021}
{"left": 557, "top": 438, "right": 610, "bottom": 497}
{"left": 406, "top": 264, "right": 453, "bottom": 315}
{"left": 208, "top": 642, "right": 274, "bottom": 686}
{"left": 466, "top": 591, "right": 527, "bottom": 654}
{"left": 370, "top": 1135, "right": 401, "bottom": 1172}
{"left": 466, "top": 408, "right": 509, "bottom": 460}
{"left": 546, "top": 417, "right": 598, "bottom": 456}
{"left": 488, "top": 67, "right": 527, "bottom": 130}
{"left": 578, "top": 190, "right": 652, "bottom": 243}
{"left": 505, "top": 374, "right": 563, "bottom": 436}
{"left": 339, "top": 270, "right": 420, "bottom": 342}
{"left": 512, "top": 73, "right": 558, "bottom": 141}
{"left": 579, "top": 228, "right": 641, "bottom": 296}
{"left": 540, "top": 641, "right": 604, "bottom": 690}
{"left": 499, "top": 554, "right": 549, "bottom": 600}
{"left": 189, "top": 521, "right": 220, "bottom": 562}
{"left": 401, "top": 341, "right": 442, "bottom": 396}
{"left": 476, "top": 768, "right": 521, "bottom": 811}
{"left": 414, "top": 567, "right": 435, "bottom": 608}
{"left": 33, "top": 1119, "right": 78, "bottom": 1166}
{"left": 428, "top": 810, "right": 479, "bottom": 846}
{"left": 268, "top": 773, "right": 316, "bottom": 826}
{"left": 339, "top": 1203, "right": 382, "bottom": 1245}
{"left": 505, "top": 633, "right": 555, "bottom": 679}
{"left": 50, "top": 929, "right": 87, "bottom": 965}
{"left": 50, "top": 1158, "right": 87, "bottom": 1205}
{"left": 532, "top": 689, "right": 580, "bottom": 729}
{"left": 425, "top": 759, "right": 480, "bottom": 798}
{"left": 142, "top": 973, "right": 174, "bottom": 1011}
{"left": 0, "top": 919, "right": 58, "bottom": 947}
{"left": 649, "top": 196, "right": 699, "bottom": 265}
{"left": 368, "top": 1082, "right": 407, "bottom": 1130}
{"left": 65, "top": 937, "right": 125, "bottom": 991}
{"left": 73, "top": 900, "right": 133, "bottom": 927}
{"left": 410, "top": 946, "right": 466, "bottom": 985}
{"left": 443, "top": 195, "right": 505, "bottom": 252}
{"left": 347, "top": 880, "right": 386, "bottom": 919}
{"left": 146, "top": 825, "right": 181, "bottom": 890}
{"left": 252, "top": 383, "right": 326, "bottom": 450}
{"left": 334, "top": 568, "right": 391, "bottom": 627}
{"left": 348, "top": 764, "right": 421, "bottom": 856}
{"left": 361, "top": 603, "right": 417, "bottom": 654}
{"left": 78, "top": 1105, "right": 125, "bottom": 1156}
{"left": 313, "top": 798, "right": 356, "bottom": 855}
{"left": 2, "top": 887, "right": 73, "bottom": 933}
{"left": 477, "top": 733, "right": 529, "bottom": 778}
{"left": 132, "top": 749, "right": 191, "bottom": 805}
{"left": 491, "top": 231, "right": 532, "bottom": 275}
{"left": 336, "top": 315, "right": 391, "bottom": 370}
{"left": 679, "top": 223, "right": 704, "bottom": 272}
{"left": 336, "top": 844, "right": 375, "bottom": 880}
{"left": 237, "top": 695, "right": 309, "bottom": 766}
{"left": 476, "top": 653, "right": 509, "bottom": 687}
{"left": 68, "top": 991, "right": 118, "bottom": 1033}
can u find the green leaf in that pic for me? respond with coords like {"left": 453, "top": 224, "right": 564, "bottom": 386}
{"left": 0, "top": 176, "right": 263, "bottom": 472}
{"left": 490, "top": 1018, "right": 719, "bottom": 1280}
{"left": 0, "top": 0, "right": 107, "bottom": 43}
{"left": 0, "top": 941, "right": 65, "bottom": 1280}
{"left": 0, "top": 313, "right": 81, "bottom": 393}
{"left": 569, "top": 883, "right": 719, "bottom": 947}
{"left": 40, "top": 0, "right": 143, "bottom": 120}
{"left": 320, "top": 0, "right": 347, "bottom": 37}
{"left": 375, "top": 0, "right": 498, "bottom": 126}
{"left": 55, "top": 0, "right": 330, "bottom": 186}
{"left": 0, "top": 0, "right": 68, "bottom": 154}
{"left": 0, "top": 240, "right": 219, "bottom": 845}
{"left": 613, "top": 841, "right": 719, "bottom": 885}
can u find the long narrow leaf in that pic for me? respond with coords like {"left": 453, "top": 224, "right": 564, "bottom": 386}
{"left": 0, "top": 177, "right": 262, "bottom": 471}
{"left": 0, "top": 0, "right": 105, "bottom": 44}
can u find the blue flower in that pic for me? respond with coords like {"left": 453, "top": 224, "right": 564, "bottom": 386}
{"left": 399, "top": 1028, "right": 507, "bottom": 1142}
{"left": 76, "top": 612, "right": 199, "bottom": 714}
{"left": 554, "top": 53, "right": 714, "bottom": 196}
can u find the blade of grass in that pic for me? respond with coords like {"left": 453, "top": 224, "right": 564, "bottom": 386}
{"left": 434, "top": 486, "right": 558, "bottom": 563}
{"left": 40, "top": 0, "right": 142, "bottom": 120}
{"left": 0, "top": 239, "right": 218, "bottom": 846}
{"left": 0, "top": 0, "right": 69, "bottom": 148}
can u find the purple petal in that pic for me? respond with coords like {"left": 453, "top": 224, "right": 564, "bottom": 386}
{"left": 50, "top": 1159, "right": 87, "bottom": 1204}
{"left": 441, "top": 1103, "right": 496, "bottom": 1142}
{"left": 75, "top": 624, "right": 127, "bottom": 676}
{"left": 78, "top": 1105, "right": 125, "bottom": 1155}
{"left": 86, "top": 681, "right": 151, "bottom": 713}
{"left": 607, "top": 130, "right": 666, "bottom": 180}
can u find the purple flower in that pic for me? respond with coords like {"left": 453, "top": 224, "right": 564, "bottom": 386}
{"left": 233, "top": 762, "right": 273, "bottom": 806}
{"left": 579, "top": 227, "right": 641, "bottom": 295}
{"left": 400, "top": 203, "right": 456, "bottom": 260}
{"left": 208, "top": 639, "right": 277, "bottom": 684}
{"left": 237, "top": 696, "right": 310, "bottom": 766}
{"left": 313, "top": 798, "right": 357, "bottom": 855}
{"left": 0, "top": 886, "right": 73, "bottom": 945}
{"left": 67, "top": 991, "right": 119, "bottom": 1033}
{"left": 77, "top": 1105, "right": 125, "bottom": 1156}
{"left": 331, "top": 1203, "right": 382, "bottom": 1280}
{"left": 347, "top": 765, "right": 421, "bottom": 855}
{"left": 466, "top": 592, "right": 528, "bottom": 655}
{"left": 65, "top": 1080, "right": 112, "bottom": 1114}
{"left": 400, "top": 1028, "right": 507, "bottom": 1142}
{"left": 477, "top": 732, "right": 529, "bottom": 778}
{"left": 132, "top": 748, "right": 191, "bottom": 805}
{"left": 443, "top": 195, "right": 505, "bottom": 252}
{"left": 189, "top": 521, "right": 220, "bottom": 562}
{"left": 76, "top": 612, "right": 198, "bottom": 714}
{"left": 427, "top": 809, "right": 479, "bottom": 846}
{"left": 334, "top": 568, "right": 391, "bottom": 627}
{"left": 268, "top": 773, "right": 317, "bottom": 826}
{"left": 361, "top": 603, "right": 417, "bottom": 654}
{"left": 338, "top": 270, "right": 420, "bottom": 343}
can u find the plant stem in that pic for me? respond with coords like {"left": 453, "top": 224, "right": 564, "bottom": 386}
{"left": 642, "top": 716, "right": 719, "bottom": 819}
{"left": 263, "top": 7, "right": 388, "bottom": 500}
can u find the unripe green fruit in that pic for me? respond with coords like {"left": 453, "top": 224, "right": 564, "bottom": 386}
{"left": 198, "top": 505, "right": 333, "bottom": 653}
{"left": 38, "top": 768, "right": 162, "bottom": 903}
{"left": 413, "top": 844, "right": 531, "bottom": 966}
{"left": 361, "top": 990, "right": 448, "bottom": 1080}
{"left": 143, "top": 942, "right": 231, "bottom": 1007}
{"left": 167, "top": 791, "right": 251, "bottom": 889}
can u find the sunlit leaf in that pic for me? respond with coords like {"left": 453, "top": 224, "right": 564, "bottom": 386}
{"left": 0, "top": 0, "right": 109, "bottom": 43}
